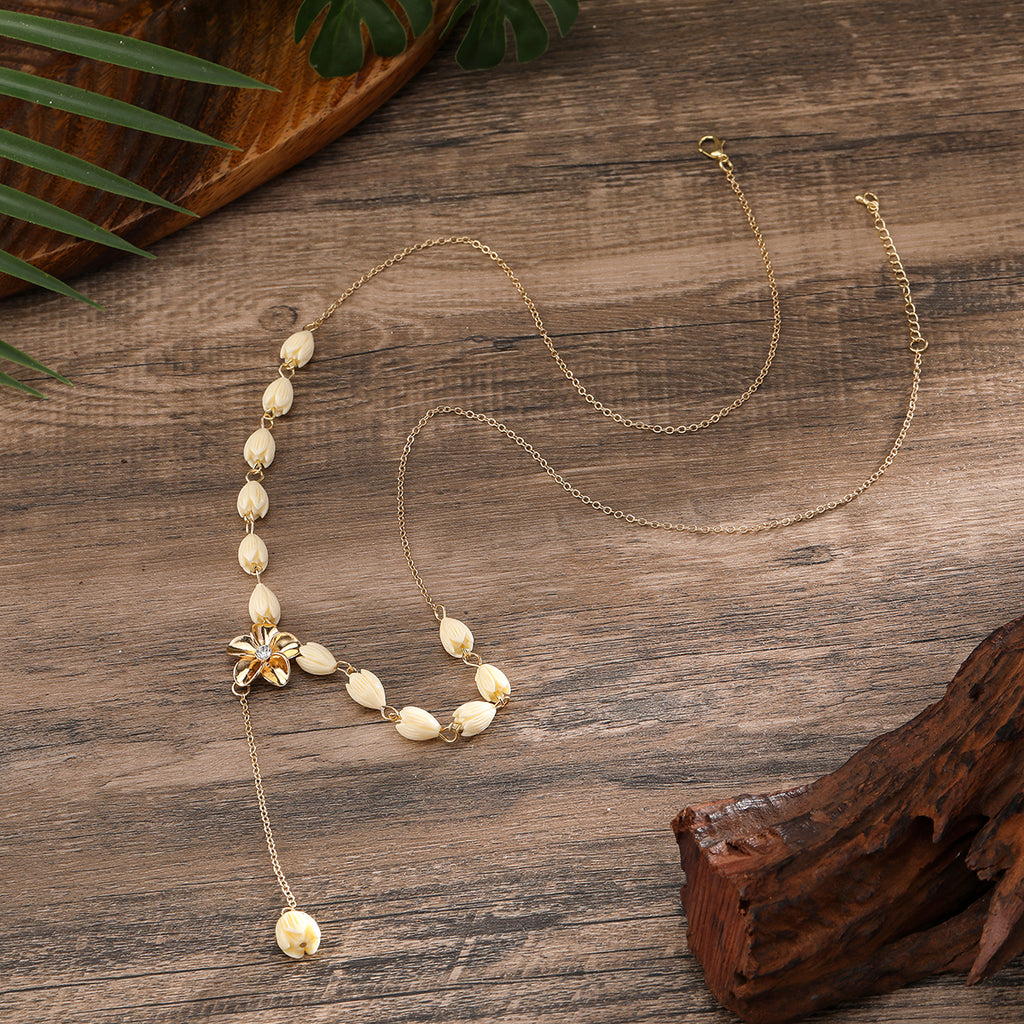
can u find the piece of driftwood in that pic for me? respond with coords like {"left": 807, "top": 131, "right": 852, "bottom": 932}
{"left": 672, "top": 612, "right": 1024, "bottom": 1024}
{"left": 0, "top": 0, "right": 459, "bottom": 298}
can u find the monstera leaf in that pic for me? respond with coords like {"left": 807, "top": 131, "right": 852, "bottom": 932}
{"left": 294, "top": 0, "right": 435, "bottom": 77}
{"left": 446, "top": 0, "right": 578, "bottom": 69}
{"left": 0, "top": 11, "right": 270, "bottom": 396}
{"left": 295, "top": 0, "right": 577, "bottom": 76}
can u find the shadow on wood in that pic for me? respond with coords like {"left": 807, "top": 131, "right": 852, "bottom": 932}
{"left": 672, "top": 613, "right": 1024, "bottom": 1023}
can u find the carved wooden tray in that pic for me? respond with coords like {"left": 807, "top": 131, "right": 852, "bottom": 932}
{"left": 0, "top": 0, "right": 459, "bottom": 299}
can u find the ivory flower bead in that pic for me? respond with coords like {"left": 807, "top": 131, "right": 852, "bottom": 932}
{"left": 280, "top": 330, "right": 315, "bottom": 368}
{"left": 263, "top": 376, "right": 294, "bottom": 417}
{"left": 395, "top": 706, "right": 441, "bottom": 741}
{"left": 345, "top": 668, "right": 387, "bottom": 710}
{"left": 453, "top": 700, "right": 497, "bottom": 738}
{"left": 237, "top": 480, "right": 269, "bottom": 520}
{"left": 296, "top": 641, "right": 339, "bottom": 676}
{"left": 475, "top": 663, "right": 511, "bottom": 703}
{"left": 439, "top": 616, "right": 473, "bottom": 658}
{"left": 244, "top": 427, "right": 276, "bottom": 469}
{"left": 275, "top": 909, "right": 321, "bottom": 959}
{"left": 238, "top": 533, "right": 268, "bottom": 575}
{"left": 249, "top": 582, "right": 281, "bottom": 625}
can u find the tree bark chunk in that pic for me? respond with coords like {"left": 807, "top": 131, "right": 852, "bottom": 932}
{"left": 671, "top": 612, "right": 1024, "bottom": 1024}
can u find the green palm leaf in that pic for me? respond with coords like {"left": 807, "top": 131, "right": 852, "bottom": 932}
{"left": 0, "top": 368, "right": 45, "bottom": 398}
{"left": 0, "top": 249, "right": 101, "bottom": 308}
{"left": 295, "top": 0, "right": 578, "bottom": 78}
{"left": 0, "top": 183, "right": 154, "bottom": 259}
{"left": 0, "top": 248, "right": 101, "bottom": 313}
{"left": 0, "top": 338, "right": 71, "bottom": 385}
{"left": 446, "top": 0, "right": 578, "bottom": 69}
{"left": 0, "top": 67, "right": 239, "bottom": 150}
{"left": 0, "top": 12, "right": 276, "bottom": 90}
{"left": 295, "top": 0, "right": 433, "bottom": 77}
{"left": 0, "top": 128, "right": 194, "bottom": 216}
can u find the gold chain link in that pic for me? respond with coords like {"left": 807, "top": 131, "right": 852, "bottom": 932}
{"left": 855, "top": 192, "right": 928, "bottom": 353}
{"left": 239, "top": 693, "right": 298, "bottom": 911}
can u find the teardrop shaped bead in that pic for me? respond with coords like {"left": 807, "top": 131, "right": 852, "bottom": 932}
{"left": 475, "top": 664, "right": 511, "bottom": 703}
{"left": 275, "top": 909, "right": 321, "bottom": 959}
{"left": 453, "top": 700, "right": 497, "bottom": 737}
{"left": 263, "top": 376, "right": 294, "bottom": 417}
{"left": 296, "top": 641, "right": 339, "bottom": 675}
{"left": 238, "top": 533, "right": 268, "bottom": 575}
{"left": 280, "top": 330, "right": 314, "bottom": 368}
{"left": 237, "top": 480, "right": 269, "bottom": 520}
{"left": 439, "top": 616, "right": 474, "bottom": 658}
{"left": 244, "top": 427, "right": 276, "bottom": 469}
{"left": 249, "top": 582, "right": 281, "bottom": 625}
{"left": 395, "top": 706, "right": 441, "bottom": 741}
{"left": 345, "top": 668, "right": 387, "bottom": 710}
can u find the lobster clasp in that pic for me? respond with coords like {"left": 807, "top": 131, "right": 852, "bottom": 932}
{"left": 698, "top": 135, "right": 732, "bottom": 169}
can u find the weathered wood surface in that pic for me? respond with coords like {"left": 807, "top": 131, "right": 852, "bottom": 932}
{"left": 0, "top": 0, "right": 459, "bottom": 298}
{"left": 2, "top": 2, "right": 1023, "bottom": 1022}
{"left": 673, "top": 612, "right": 1024, "bottom": 1023}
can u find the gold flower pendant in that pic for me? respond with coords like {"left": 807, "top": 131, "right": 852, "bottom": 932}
{"left": 227, "top": 623, "right": 301, "bottom": 692}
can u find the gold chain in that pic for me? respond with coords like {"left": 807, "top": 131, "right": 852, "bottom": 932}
{"left": 305, "top": 158, "right": 779, "bottom": 436}
{"left": 855, "top": 191, "right": 929, "bottom": 353}
{"left": 239, "top": 692, "right": 298, "bottom": 911}
{"left": 392, "top": 197, "right": 929, "bottom": 610}
{"left": 396, "top": 350, "right": 919, "bottom": 605}
{"left": 307, "top": 143, "right": 928, "bottom": 614}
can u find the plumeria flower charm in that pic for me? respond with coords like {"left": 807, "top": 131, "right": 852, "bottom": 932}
{"left": 227, "top": 623, "right": 301, "bottom": 691}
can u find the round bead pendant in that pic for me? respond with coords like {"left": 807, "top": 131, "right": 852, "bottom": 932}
{"left": 275, "top": 909, "right": 321, "bottom": 959}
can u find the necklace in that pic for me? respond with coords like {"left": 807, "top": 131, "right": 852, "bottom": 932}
{"left": 225, "top": 136, "right": 929, "bottom": 958}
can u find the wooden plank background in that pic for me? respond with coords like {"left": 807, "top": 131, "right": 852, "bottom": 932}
{"left": 3, "top": 1, "right": 1023, "bottom": 1022}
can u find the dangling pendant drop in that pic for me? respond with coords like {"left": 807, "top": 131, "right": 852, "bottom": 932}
{"left": 229, "top": 629, "right": 334, "bottom": 959}
{"left": 275, "top": 908, "right": 322, "bottom": 959}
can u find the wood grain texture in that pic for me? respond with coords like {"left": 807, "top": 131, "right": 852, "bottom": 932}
{"left": 2, "top": 1, "right": 1024, "bottom": 1022}
{"left": 0, "top": 0, "right": 459, "bottom": 298}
